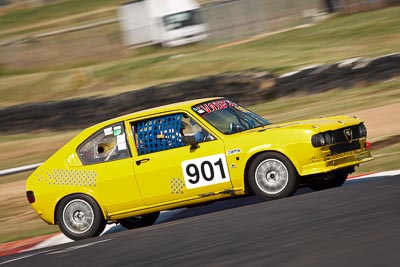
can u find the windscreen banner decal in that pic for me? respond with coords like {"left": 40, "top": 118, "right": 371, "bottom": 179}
{"left": 193, "top": 100, "right": 237, "bottom": 115}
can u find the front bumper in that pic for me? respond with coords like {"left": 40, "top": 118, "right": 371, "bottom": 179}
{"left": 163, "top": 33, "right": 208, "bottom": 47}
{"left": 300, "top": 149, "right": 373, "bottom": 176}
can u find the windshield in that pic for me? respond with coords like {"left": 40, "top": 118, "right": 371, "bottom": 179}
{"left": 192, "top": 99, "right": 271, "bottom": 134}
{"left": 163, "top": 9, "right": 203, "bottom": 31}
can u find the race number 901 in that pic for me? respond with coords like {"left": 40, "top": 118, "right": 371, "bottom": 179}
{"left": 181, "top": 154, "right": 231, "bottom": 189}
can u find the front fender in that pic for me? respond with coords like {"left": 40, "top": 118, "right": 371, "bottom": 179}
{"left": 245, "top": 144, "right": 304, "bottom": 175}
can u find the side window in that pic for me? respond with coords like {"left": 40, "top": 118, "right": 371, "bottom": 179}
{"left": 132, "top": 113, "right": 214, "bottom": 155}
{"left": 78, "top": 122, "right": 131, "bottom": 165}
{"left": 181, "top": 114, "right": 215, "bottom": 143}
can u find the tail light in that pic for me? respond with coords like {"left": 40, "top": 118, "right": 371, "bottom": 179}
{"left": 366, "top": 142, "right": 372, "bottom": 150}
{"left": 26, "top": 191, "right": 35, "bottom": 204}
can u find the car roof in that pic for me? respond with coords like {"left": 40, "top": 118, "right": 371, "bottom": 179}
{"left": 88, "top": 97, "right": 222, "bottom": 131}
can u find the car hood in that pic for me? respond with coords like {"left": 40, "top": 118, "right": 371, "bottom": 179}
{"left": 255, "top": 115, "right": 363, "bottom": 133}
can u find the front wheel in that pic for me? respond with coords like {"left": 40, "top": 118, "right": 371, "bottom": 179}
{"left": 118, "top": 212, "right": 160, "bottom": 230}
{"left": 56, "top": 194, "right": 106, "bottom": 241}
{"left": 248, "top": 152, "right": 299, "bottom": 200}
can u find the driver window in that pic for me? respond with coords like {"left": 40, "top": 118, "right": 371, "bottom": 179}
{"left": 181, "top": 114, "right": 214, "bottom": 144}
{"left": 132, "top": 113, "right": 214, "bottom": 156}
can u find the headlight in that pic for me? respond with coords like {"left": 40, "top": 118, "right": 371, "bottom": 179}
{"left": 323, "top": 131, "right": 333, "bottom": 145}
{"left": 311, "top": 132, "right": 333, "bottom": 147}
{"left": 358, "top": 123, "right": 367, "bottom": 137}
{"left": 312, "top": 134, "right": 326, "bottom": 147}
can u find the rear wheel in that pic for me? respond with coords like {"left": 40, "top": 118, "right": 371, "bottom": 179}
{"left": 56, "top": 194, "right": 106, "bottom": 241}
{"left": 248, "top": 152, "right": 299, "bottom": 200}
{"left": 118, "top": 212, "right": 160, "bottom": 230}
{"left": 309, "top": 170, "right": 349, "bottom": 191}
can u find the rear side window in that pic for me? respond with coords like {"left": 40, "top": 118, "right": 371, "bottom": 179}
{"left": 78, "top": 122, "right": 131, "bottom": 165}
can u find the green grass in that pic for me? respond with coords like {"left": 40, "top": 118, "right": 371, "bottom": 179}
{"left": 1, "top": 7, "right": 400, "bottom": 106}
{"left": 0, "top": 7, "right": 118, "bottom": 40}
{"left": 0, "top": 0, "right": 123, "bottom": 32}
{"left": 95, "top": 55, "right": 171, "bottom": 80}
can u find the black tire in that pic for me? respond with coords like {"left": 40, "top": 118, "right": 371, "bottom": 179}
{"left": 248, "top": 152, "right": 299, "bottom": 200}
{"left": 118, "top": 212, "right": 160, "bottom": 230}
{"left": 309, "top": 170, "right": 349, "bottom": 191}
{"left": 56, "top": 194, "right": 106, "bottom": 241}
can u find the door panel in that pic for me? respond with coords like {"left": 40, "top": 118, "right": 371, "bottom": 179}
{"left": 129, "top": 112, "right": 233, "bottom": 206}
{"left": 133, "top": 139, "right": 232, "bottom": 205}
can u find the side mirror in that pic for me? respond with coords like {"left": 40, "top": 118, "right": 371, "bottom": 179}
{"left": 183, "top": 134, "right": 199, "bottom": 149}
{"left": 229, "top": 122, "right": 243, "bottom": 133}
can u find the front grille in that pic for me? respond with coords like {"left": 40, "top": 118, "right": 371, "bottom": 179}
{"left": 330, "top": 141, "right": 361, "bottom": 155}
{"left": 332, "top": 125, "right": 361, "bottom": 143}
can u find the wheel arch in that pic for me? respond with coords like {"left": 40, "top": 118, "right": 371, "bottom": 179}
{"left": 243, "top": 150, "right": 300, "bottom": 194}
{"left": 54, "top": 192, "right": 107, "bottom": 224}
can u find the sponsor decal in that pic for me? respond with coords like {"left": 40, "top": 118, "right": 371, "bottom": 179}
{"left": 193, "top": 107, "right": 205, "bottom": 114}
{"left": 113, "top": 126, "right": 122, "bottom": 136}
{"left": 104, "top": 126, "right": 122, "bottom": 136}
{"left": 104, "top": 127, "right": 113, "bottom": 136}
{"left": 226, "top": 148, "right": 241, "bottom": 155}
{"left": 117, "top": 134, "right": 127, "bottom": 150}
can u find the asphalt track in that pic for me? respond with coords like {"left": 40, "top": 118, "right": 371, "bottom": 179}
{"left": 1, "top": 175, "right": 400, "bottom": 267}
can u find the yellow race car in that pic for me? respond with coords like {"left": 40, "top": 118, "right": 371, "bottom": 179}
{"left": 26, "top": 98, "right": 373, "bottom": 240}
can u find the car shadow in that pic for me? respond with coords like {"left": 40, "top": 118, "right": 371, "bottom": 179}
{"left": 102, "top": 177, "right": 381, "bottom": 236}
{"left": 102, "top": 186, "right": 316, "bottom": 236}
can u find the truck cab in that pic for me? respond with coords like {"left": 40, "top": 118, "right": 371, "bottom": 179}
{"left": 119, "top": 0, "right": 208, "bottom": 47}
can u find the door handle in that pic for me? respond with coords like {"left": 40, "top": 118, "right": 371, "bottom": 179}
{"left": 136, "top": 158, "right": 150, "bottom": 166}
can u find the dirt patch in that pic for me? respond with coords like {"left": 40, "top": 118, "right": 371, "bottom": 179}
{"left": 0, "top": 180, "right": 25, "bottom": 203}
{"left": 0, "top": 141, "right": 62, "bottom": 162}
{"left": 352, "top": 102, "right": 400, "bottom": 142}
{"left": 373, "top": 135, "right": 400, "bottom": 149}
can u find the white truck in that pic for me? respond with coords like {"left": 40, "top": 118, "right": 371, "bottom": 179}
{"left": 118, "top": 0, "right": 208, "bottom": 47}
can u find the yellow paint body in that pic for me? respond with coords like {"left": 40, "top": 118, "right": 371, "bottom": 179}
{"left": 26, "top": 98, "right": 373, "bottom": 225}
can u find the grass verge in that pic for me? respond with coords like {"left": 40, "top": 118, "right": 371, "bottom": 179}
{"left": 1, "top": 7, "right": 400, "bottom": 106}
{"left": 0, "top": 0, "right": 123, "bottom": 33}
